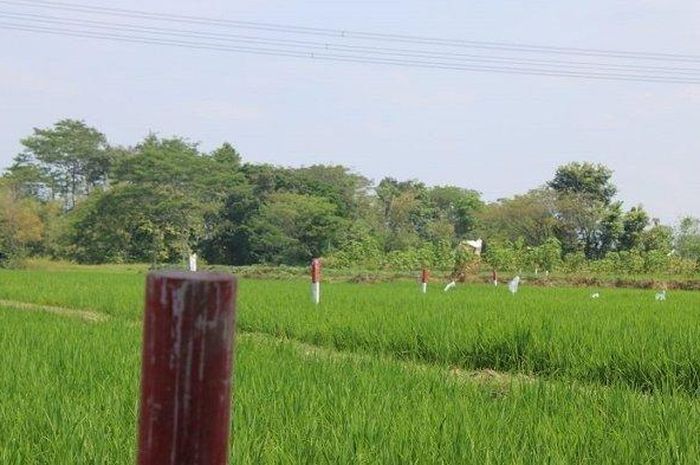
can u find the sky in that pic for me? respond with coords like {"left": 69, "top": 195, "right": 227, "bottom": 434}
{"left": 1, "top": 0, "right": 699, "bottom": 223}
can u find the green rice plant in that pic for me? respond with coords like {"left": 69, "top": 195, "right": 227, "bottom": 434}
{"left": 1, "top": 269, "right": 700, "bottom": 394}
{"left": 2, "top": 308, "right": 700, "bottom": 464}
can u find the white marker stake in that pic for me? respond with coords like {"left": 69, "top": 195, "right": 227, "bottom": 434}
{"left": 311, "top": 258, "right": 321, "bottom": 305}
{"left": 188, "top": 253, "right": 197, "bottom": 272}
{"left": 421, "top": 269, "right": 429, "bottom": 294}
{"left": 508, "top": 276, "right": 520, "bottom": 295}
{"left": 492, "top": 270, "right": 498, "bottom": 287}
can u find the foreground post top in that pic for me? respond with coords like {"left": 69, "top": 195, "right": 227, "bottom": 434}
{"left": 147, "top": 270, "right": 236, "bottom": 283}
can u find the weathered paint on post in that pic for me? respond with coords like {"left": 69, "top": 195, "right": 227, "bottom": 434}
{"left": 311, "top": 258, "right": 321, "bottom": 304}
{"left": 421, "top": 268, "right": 429, "bottom": 294}
{"left": 137, "top": 271, "right": 237, "bottom": 465}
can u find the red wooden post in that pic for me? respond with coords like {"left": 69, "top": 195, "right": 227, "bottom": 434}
{"left": 492, "top": 269, "right": 498, "bottom": 286}
{"left": 137, "top": 271, "right": 237, "bottom": 465}
{"left": 420, "top": 268, "right": 429, "bottom": 293}
{"left": 311, "top": 258, "right": 321, "bottom": 304}
{"left": 311, "top": 258, "right": 321, "bottom": 283}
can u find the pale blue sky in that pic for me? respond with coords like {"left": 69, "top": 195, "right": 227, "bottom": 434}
{"left": 1, "top": 0, "right": 699, "bottom": 222}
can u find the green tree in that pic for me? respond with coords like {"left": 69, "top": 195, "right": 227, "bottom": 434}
{"left": 478, "top": 189, "right": 557, "bottom": 246}
{"left": 248, "top": 193, "right": 345, "bottom": 264}
{"left": 66, "top": 185, "right": 202, "bottom": 263}
{"left": 676, "top": 216, "right": 700, "bottom": 261}
{"left": 428, "top": 186, "right": 483, "bottom": 238}
{"left": 619, "top": 206, "right": 650, "bottom": 251}
{"left": 14, "top": 120, "right": 112, "bottom": 208}
{"left": 200, "top": 184, "right": 260, "bottom": 265}
{"left": 0, "top": 184, "right": 45, "bottom": 265}
{"left": 548, "top": 162, "right": 617, "bottom": 205}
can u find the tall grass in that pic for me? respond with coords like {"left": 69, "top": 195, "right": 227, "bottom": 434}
{"left": 2, "top": 308, "right": 699, "bottom": 464}
{"left": 1, "top": 269, "right": 699, "bottom": 395}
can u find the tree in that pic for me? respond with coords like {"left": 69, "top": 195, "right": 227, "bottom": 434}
{"left": 619, "top": 206, "right": 650, "bottom": 251}
{"left": 553, "top": 192, "right": 606, "bottom": 257}
{"left": 548, "top": 162, "right": 624, "bottom": 258}
{"left": 65, "top": 185, "right": 203, "bottom": 263}
{"left": 14, "top": 120, "right": 112, "bottom": 208}
{"left": 0, "top": 184, "right": 44, "bottom": 264}
{"left": 200, "top": 184, "right": 260, "bottom": 265}
{"left": 375, "top": 178, "right": 432, "bottom": 250}
{"left": 428, "top": 186, "right": 483, "bottom": 238}
{"left": 111, "top": 135, "right": 246, "bottom": 258}
{"left": 290, "top": 165, "right": 372, "bottom": 218}
{"left": 478, "top": 189, "right": 558, "bottom": 246}
{"left": 640, "top": 221, "right": 673, "bottom": 254}
{"left": 676, "top": 216, "right": 700, "bottom": 261}
{"left": 548, "top": 162, "right": 617, "bottom": 205}
{"left": 248, "top": 193, "right": 345, "bottom": 264}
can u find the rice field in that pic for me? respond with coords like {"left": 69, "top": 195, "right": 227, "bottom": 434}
{"left": 1, "top": 267, "right": 700, "bottom": 463}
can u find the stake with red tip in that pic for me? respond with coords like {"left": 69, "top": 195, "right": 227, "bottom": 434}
{"left": 421, "top": 268, "right": 429, "bottom": 294}
{"left": 311, "top": 258, "right": 321, "bottom": 304}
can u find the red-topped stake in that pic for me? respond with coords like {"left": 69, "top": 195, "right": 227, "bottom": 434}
{"left": 421, "top": 268, "right": 429, "bottom": 293}
{"left": 137, "top": 271, "right": 238, "bottom": 465}
{"left": 492, "top": 269, "right": 498, "bottom": 286}
{"left": 311, "top": 258, "right": 321, "bottom": 304}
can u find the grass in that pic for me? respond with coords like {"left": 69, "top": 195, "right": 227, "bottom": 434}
{"left": 1, "top": 269, "right": 699, "bottom": 394}
{"left": 2, "top": 308, "right": 700, "bottom": 464}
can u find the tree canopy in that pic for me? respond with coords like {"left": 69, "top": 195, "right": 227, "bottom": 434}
{"left": 0, "top": 119, "right": 695, "bottom": 274}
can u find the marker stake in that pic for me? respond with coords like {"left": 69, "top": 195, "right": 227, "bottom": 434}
{"left": 311, "top": 258, "right": 321, "bottom": 304}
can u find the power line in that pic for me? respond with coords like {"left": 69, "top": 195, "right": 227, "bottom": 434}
{"left": 2, "top": 0, "right": 700, "bottom": 63}
{"left": 3, "top": 21, "right": 700, "bottom": 84}
{"left": 3, "top": 10, "right": 700, "bottom": 78}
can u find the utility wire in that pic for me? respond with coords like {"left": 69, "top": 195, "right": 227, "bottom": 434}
{"left": 3, "top": 10, "right": 700, "bottom": 77}
{"left": 3, "top": 21, "right": 700, "bottom": 84}
{"left": 1, "top": 0, "right": 700, "bottom": 63}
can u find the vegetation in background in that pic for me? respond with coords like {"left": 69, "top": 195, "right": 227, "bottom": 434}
{"left": 1, "top": 119, "right": 698, "bottom": 274}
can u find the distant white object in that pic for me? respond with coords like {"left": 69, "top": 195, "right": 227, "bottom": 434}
{"left": 311, "top": 258, "right": 321, "bottom": 305}
{"left": 465, "top": 238, "right": 483, "bottom": 255}
{"left": 312, "top": 282, "right": 321, "bottom": 304}
{"left": 188, "top": 253, "right": 197, "bottom": 272}
{"left": 545, "top": 270, "right": 550, "bottom": 277}
{"left": 421, "top": 282, "right": 428, "bottom": 294}
{"left": 443, "top": 280, "right": 457, "bottom": 292}
{"left": 667, "top": 249, "right": 677, "bottom": 257}
{"left": 591, "top": 292, "right": 600, "bottom": 299}
{"left": 655, "top": 290, "right": 667, "bottom": 301}
{"left": 508, "top": 276, "right": 520, "bottom": 295}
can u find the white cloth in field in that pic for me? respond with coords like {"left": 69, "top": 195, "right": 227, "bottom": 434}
{"left": 465, "top": 239, "right": 483, "bottom": 255}
{"left": 508, "top": 276, "right": 520, "bottom": 294}
{"left": 443, "top": 281, "right": 456, "bottom": 292}
{"left": 655, "top": 290, "right": 667, "bottom": 301}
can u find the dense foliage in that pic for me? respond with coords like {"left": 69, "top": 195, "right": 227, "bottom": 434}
{"left": 1, "top": 119, "right": 698, "bottom": 273}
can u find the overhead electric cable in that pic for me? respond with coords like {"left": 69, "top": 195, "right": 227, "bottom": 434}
{"left": 1, "top": 0, "right": 700, "bottom": 63}
{"left": 2, "top": 10, "right": 700, "bottom": 77}
{"left": 3, "top": 21, "right": 700, "bottom": 84}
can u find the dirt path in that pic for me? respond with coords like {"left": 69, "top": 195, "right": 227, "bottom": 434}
{"left": 1, "top": 298, "right": 534, "bottom": 389}
{"left": 0, "top": 299, "right": 108, "bottom": 323}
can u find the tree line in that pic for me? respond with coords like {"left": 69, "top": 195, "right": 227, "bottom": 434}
{"left": 1, "top": 119, "right": 699, "bottom": 273}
